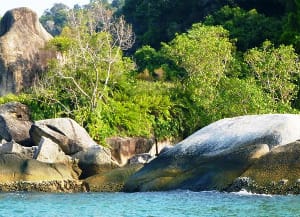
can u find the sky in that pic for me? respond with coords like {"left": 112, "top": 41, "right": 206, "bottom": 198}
{"left": 0, "top": 0, "right": 91, "bottom": 16}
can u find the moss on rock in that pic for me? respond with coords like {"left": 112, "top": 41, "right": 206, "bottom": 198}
{"left": 227, "top": 141, "right": 300, "bottom": 194}
{"left": 84, "top": 164, "right": 143, "bottom": 192}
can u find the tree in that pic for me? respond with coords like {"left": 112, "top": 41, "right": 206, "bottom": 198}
{"left": 133, "top": 45, "right": 185, "bottom": 81}
{"left": 244, "top": 40, "right": 300, "bottom": 104}
{"left": 35, "top": 2, "right": 135, "bottom": 118}
{"left": 156, "top": 23, "right": 234, "bottom": 134}
{"left": 40, "top": 3, "right": 70, "bottom": 36}
{"left": 204, "top": 6, "right": 282, "bottom": 51}
{"left": 111, "top": 0, "right": 125, "bottom": 10}
{"left": 162, "top": 24, "right": 233, "bottom": 108}
{"left": 211, "top": 77, "right": 277, "bottom": 120}
{"left": 280, "top": 0, "right": 300, "bottom": 52}
{"left": 122, "top": 0, "right": 225, "bottom": 49}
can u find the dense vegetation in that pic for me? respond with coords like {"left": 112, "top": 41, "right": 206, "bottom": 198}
{"left": 2, "top": 0, "right": 300, "bottom": 145}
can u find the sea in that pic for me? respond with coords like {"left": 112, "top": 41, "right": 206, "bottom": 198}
{"left": 0, "top": 190, "right": 299, "bottom": 217}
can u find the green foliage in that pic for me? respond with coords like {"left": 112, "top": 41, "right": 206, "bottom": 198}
{"left": 34, "top": 4, "right": 181, "bottom": 144}
{"left": 162, "top": 24, "right": 233, "bottom": 107}
{"left": 244, "top": 41, "right": 300, "bottom": 104}
{"left": 133, "top": 45, "right": 185, "bottom": 81}
{"left": 47, "top": 35, "right": 75, "bottom": 52}
{"left": 82, "top": 80, "right": 178, "bottom": 143}
{"left": 111, "top": 0, "right": 125, "bottom": 10}
{"left": 280, "top": 0, "right": 300, "bottom": 52}
{"left": 122, "top": 0, "right": 287, "bottom": 51}
{"left": 212, "top": 78, "right": 276, "bottom": 120}
{"left": 122, "top": 0, "right": 221, "bottom": 49}
{"left": 40, "top": 3, "right": 69, "bottom": 36}
{"left": 19, "top": 0, "right": 300, "bottom": 144}
{"left": 204, "top": 6, "right": 282, "bottom": 51}
{"left": 0, "top": 93, "right": 60, "bottom": 121}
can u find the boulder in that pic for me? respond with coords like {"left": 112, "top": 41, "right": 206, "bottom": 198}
{"left": 33, "top": 136, "right": 71, "bottom": 164}
{"left": 30, "top": 118, "right": 98, "bottom": 155}
{"left": 108, "top": 137, "right": 172, "bottom": 166}
{"left": 0, "top": 102, "right": 32, "bottom": 146}
{"left": 84, "top": 165, "right": 143, "bottom": 192}
{"left": 128, "top": 153, "right": 153, "bottom": 165}
{"left": 124, "top": 114, "right": 300, "bottom": 192}
{"left": 108, "top": 137, "right": 154, "bottom": 166}
{"left": 227, "top": 141, "right": 300, "bottom": 194}
{"left": 72, "top": 146, "right": 117, "bottom": 178}
{"left": 0, "top": 153, "right": 80, "bottom": 182}
{"left": 0, "top": 140, "right": 36, "bottom": 158}
{"left": 0, "top": 7, "right": 54, "bottom": 96}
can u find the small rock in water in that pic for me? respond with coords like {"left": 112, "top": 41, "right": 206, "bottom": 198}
{"left": 128, "top": 153, "right": 153, "bottom": 165}
{"left": 278, "top": 179, "right": 288, "bottom": 185}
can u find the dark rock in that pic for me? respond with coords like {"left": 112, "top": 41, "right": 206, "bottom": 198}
{"left": 0, "top": 102, "right": 32, "bottom": 146}
{"left": 125, "top": 143, "right": 268, "bottom": 192}
{"left": 0, "top": 7, "right": 54, "bottom": 95}
{"left": 158, "top": 145, "right": 173, "bottom": 155}
{"left": 226, "top": 177, "right": 254, "bottom": 192}
{"left": 84, "top": 165, "right": 143, "bottom": 192}
{"left": 72, "top": 146, "right": 117, "bottom": 178}
{"left": 234, "top": 141, "right": 300, "bottom": 194}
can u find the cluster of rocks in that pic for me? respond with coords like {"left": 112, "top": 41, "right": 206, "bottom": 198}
{"left": 228, "top": 176, "right": 300, "bottom": 195}
{"left": 0, "top": 102, "right": 170, "bottom": 192}
{"left": 3, "top": 101, "right": 300, "bottom": 195}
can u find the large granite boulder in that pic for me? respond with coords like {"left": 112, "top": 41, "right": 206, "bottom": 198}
{"left": 33, "top": 136, "right": 71, "bottom": 164}
{"left": 0, "top": 153, "right": 80, "bottom": 182}
{"left": 0, "top": 102, "right": 32, "bottom": 146}
{"left": 30, "top": 118, "right": 98, "bottom": 155}
{"left": 124, "top": 114, "right": 300, "bottom": 192}
{"left": 0, "top": 7, "right": 53, "bottom": 96}
{"left": 72, "top": 146, "right": 117, "bottom": 178}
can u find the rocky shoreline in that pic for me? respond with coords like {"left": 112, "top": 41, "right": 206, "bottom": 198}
{"left": 2, "top": 102, "right": 300, "bottom": 195}
{"left": 226, "top": 177, "right": 300, "bottom": 195}
{"left": 0, "top": 102, "right": 167, "bottom": 193}
{"left": 0, "top": 180, "right": 87, "bottom": 193}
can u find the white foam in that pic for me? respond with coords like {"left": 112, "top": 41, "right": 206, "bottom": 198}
{"left": 232, "top": 189, "right": 272, "bottom": 197}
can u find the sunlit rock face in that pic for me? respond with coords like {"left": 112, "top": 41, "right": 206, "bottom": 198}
{"left": 169, "top": 114, "right": 300, "bottom": 157}
{"left": 0, "top": 7, "right": 53, "bottom": 96}
{"left": 125, "top": 114, "right": 300, "bottom": 192}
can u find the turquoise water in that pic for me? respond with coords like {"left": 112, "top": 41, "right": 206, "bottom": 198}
{"left": 0, "top": 190, "right": 299, "bottom": 217}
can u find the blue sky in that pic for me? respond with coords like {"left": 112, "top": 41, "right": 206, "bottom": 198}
{"left": 0, "top": 0, "right": 91, "bottom": 16}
